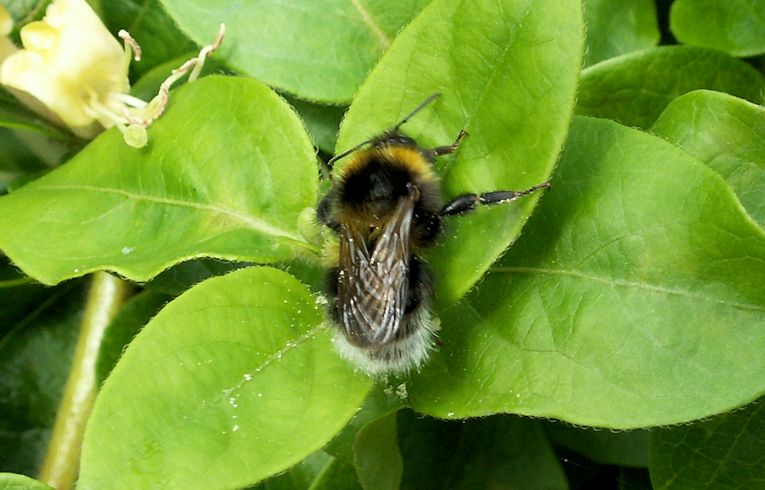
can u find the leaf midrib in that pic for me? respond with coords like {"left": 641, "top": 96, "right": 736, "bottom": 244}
{"left": 36, "top": 183, "right": 306, "bottom": 244}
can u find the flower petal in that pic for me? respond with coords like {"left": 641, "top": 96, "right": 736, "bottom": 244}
{"left": 0, "top": 0, "right": 127, "bottom": 135}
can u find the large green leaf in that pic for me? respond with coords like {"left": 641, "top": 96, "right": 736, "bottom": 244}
{"left": 0, "top": 76, "right": 318, "bottom": 285}
{"left": 353, "top": 412, "right": 402, "bottom": 490}
{"left": 407, "top": 116, "right": 765, "bottom": 428}
{"left": 545, "top": 422, "right": 648, "bottom": 467}
{"left": 0, "top": 283, "right": 82, "bottom": 475}
{"left": 450, "top": 417, "right": 567, "bottom": 489}
{"left": 0, "top": 94, "right": 71, "bottom": 140}
{"left": 78, "top": 267, "right": 372, "bottom": 489}
{"left": 398, "top": 413, "right": 567, "bottom": 489}
{"left": 335, "top": 0, "right": 583, "bottom": 307}
{"left": 0, "top": 256, "right": 48, "bottom": 334}
{"left": 577, "top": 46, "right": 765, "bottom": 129}
{"left": 652, "top": 90, "right": 765, "bottom": 228}
{"left": 583, "top": 0, "right": 659, "bottom": 66}
{"left": 649, "top": 397, "right": 765, "bottom": 489}
{"left": 158, "top": 0, "right": 431, "bottom": 103}
{"left": 670, "top": 0, "right": 765, "bottom": 57}
{"left": 0, "top": 130, "right": 48, "bottom": 194}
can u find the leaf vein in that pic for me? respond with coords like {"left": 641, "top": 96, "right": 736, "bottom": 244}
{"left": 223, "top": 324, "right": 329, "bottom": 398}
{"left": 491, "top": 266, "right": 765, "bottom": 312}
{"left": 350, "top": 0, "right": 390, "bottom": 51}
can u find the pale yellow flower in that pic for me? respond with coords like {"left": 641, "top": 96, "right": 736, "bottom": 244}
{"left": 0, "top": 0, "right": 130, "bottom": 138}
{"left": 0, "top": 0, "right": 224, "bottom": 148}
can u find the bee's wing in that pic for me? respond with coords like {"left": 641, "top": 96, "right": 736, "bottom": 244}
{"left": 338, "top": 193, "right": 416, "bottom": 347}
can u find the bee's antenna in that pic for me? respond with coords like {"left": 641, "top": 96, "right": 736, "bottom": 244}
{"left": 327, "top": 93, "right": 443, "bottom": 169}
{"left": 327, "top": 139, "right": 371, "bottom": 168}
{"left": 393, "top": 93, "right": 442, "bottom": 132}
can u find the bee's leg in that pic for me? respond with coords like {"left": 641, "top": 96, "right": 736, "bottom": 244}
{"left": 323, "top": 267, "right": 341, "bottom": 323}
{"left": 404, "top": 256, "right": 434, "bottom": 315}
{"left": 317, "top": 189, "right": 341, "bottom": 231}
{"left": 425, "top": 129, "right": 468, "bottom": 159}
{"left": 441, "top": 182, "right": 550, "bottom": 216}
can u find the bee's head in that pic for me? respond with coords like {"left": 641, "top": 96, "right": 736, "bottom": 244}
{"left": 371, "top": 130, "right": 418, "bottom": 150}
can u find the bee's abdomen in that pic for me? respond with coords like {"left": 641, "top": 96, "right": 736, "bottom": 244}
{"left": 328, "top": 255, "right": 437, "bottom": 375}
{"left": 325, "top": 255, "right": 433, "bottom": 346}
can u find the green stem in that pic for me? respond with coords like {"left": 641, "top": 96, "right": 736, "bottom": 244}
{"left": 37, "top": 272, "right": 132, "bottom": 490}
{"left": 0, "top": 276, "right": 36, "bottom": 288}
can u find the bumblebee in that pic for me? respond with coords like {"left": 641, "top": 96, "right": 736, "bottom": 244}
{"left": 318, "top": 94, "right": 549, "bottom": 375}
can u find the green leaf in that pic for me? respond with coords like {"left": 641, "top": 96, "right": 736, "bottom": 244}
{"left": 255, "top": 451, "right": 334, "bottom": 490}
{"left": 285, "top": 96, "right": 346, "bottom": 155}
{"left": 353, "top": 412, "right": 402, "bottom": 490}
{"left": 398, "top": 412, "right": 567, "bottom": 489}
{"left": 545, "top": 422, "right": 648, "bottom": 467}
{"left": 310, "top": 458, "right": 362, "bottom": 490}
{"left": 651, "top": 90, "right": 765, "bottom": 229}
{"left": 278, "top": 260, "right": 327, "bottom": 296}
{"left": 324, "top": 386, "right": 404, "bottom": 467}
{"left": 143, "top": 258, "right": 247, "bottom": 296}
{"left": 577, "top": 46, "right": 765, "bottom": 129}
{"left": 0, "top": 76, "right": 319, "bottom": 285}
{"left": 100, "top": 0, "right": 199, "bottom": 78}
{"left": 0, "top": 284, "right": 82, "bottom": 475}
{"left": 408, "top": 116, "right": 765, "bottom": 428}
{"left": 451, "top": 417, "right": 567, "bottom": 490}
{"left": 0, "top": 130, "right": 48, "bottom": 193}
{"left": 0, "top": 258, "right": 48, "bottom": 335}
{"left": 649, "top": 397, "right": 765, "bottom": 489}
{"left": 670, "top": 0, "right": 765, "bottom": 57}
{"left": 335, "top": 0, "right": 583, "bottom": 306}
{"left": 95, "top": 290, "right": 171, "bottom": 384}
{"left": 0, "top": 92, "right": 71, "bottom": 141}
{"left": 78, "top": 267, "right": 372, "bottom": 489}
{"left": 583, "top": 0, "right": 659, "bottom": 66}
{"left": 158, "top": 0, "right": 431, "bottom": 103}
{"left": 0, "top": 473, "right": 53, "bottom": 490}
{"left": 618, "top": 469, "right": 652, "bottom": 490}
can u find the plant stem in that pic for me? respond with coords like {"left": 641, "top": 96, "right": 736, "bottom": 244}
{"left": 38, "top": 272, "right": 132, "bottom": 490}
